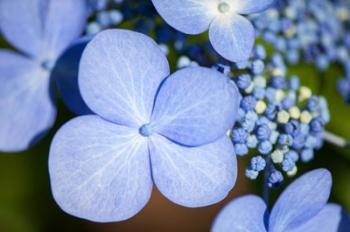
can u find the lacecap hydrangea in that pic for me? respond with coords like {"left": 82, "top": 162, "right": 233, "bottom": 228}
{"left": 214, "top": 45, "right": 330, "bottom": 188}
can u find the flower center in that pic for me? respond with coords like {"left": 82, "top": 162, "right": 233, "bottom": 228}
{"left": 218, "top": 2, "right": 230, "bottom": 13}
{"left": 41, "top": 59, "right": 56, "bottom": 71}
{"left": 139, "top": 123, "right": 154, "bottom": 137}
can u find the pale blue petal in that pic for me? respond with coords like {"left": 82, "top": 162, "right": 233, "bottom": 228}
{"left": 0, "top": 0, "right": 87, "bottom": 58}
{"left": 151, "top": 0, "right": 215, "bottom": 34}
{"left": 79, "top": 29, "right": 170, "bottom": 127}
{"left": 151, "top": 67, "right": 239, "bottom": 146}
{"left": 41, "top": 0, "right": 88, "bottom": 59}
{"left": 209, "top": 14, "right": 255, "bottom": 62}
{"left": 288, "top": 204, "right": 350, "bottom": 232}
{"left": 0, "top": 50, "right": 56, "bottom": 152}
{"left": 269, "top": 169, "right": 332, "bottom": 232}
{"left": 49, "top": 115, "right": 152, "bottom": 222}
{"left": 238, "top": 0, "right": 275, "bottom": 14}
{"left": 212, "top": 195, "right": 268, "bottom": 232}
{"left": 0, "top": 0, "right": 44, "bottom": 57}
{"left": 53, "top": 36, "right": 93, "bottom": 115}
{"left": 149, "top": 135, "right": 236, "bottom": 207}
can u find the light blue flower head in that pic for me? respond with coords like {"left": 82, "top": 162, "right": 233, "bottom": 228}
{"left": 49, "top": 29, "right": 241, "bottom": 222}
{"left": 151, "top": 0, "right": 276, "bottom": 62}
{"left": 0, "top": 0, "right": 88, "bottom": 152}
{"left": 212, "top": 169, "right": 350, "bottom": 232}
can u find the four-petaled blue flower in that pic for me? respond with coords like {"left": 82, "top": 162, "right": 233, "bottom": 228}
{"left": 0, "top": 0, "right": 88, "bottom": 152}
{"left": 212, "top": 169, "right": 350, "bottom": 232}
{"left": 151, "top": 0, "right": 275, "bottom": 62}
{"left": 49, "top": 29, "right": 241, "bottom": 222}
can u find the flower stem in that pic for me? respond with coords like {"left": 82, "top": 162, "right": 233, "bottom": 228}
{"left": 263, "top": 158, "right": 271, "bottom": 206}
{"left": 323, "top": 131, "right": 350, "bottom": 148}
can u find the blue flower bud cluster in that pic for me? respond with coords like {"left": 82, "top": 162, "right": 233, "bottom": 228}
{"left": 250, "top": 0, "right": 350, "bottom": 72}
{"left": 217, "top": 46, "right": 330, "bottom": 187}
{"left": 252, "top": 0, "right": 350, "bottom": 102}
{"left": 153, "top": 25, "right": 220, "bottom": 68}
{"left": 86, "top": 0, "right": 125, "bottom": 35}
{"left": 88, "top": 0, "right": 124, "bottom": 12}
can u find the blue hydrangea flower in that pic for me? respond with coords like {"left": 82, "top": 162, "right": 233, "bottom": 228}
{"left": 0, "top": 0, "right": 88, "bottom": 152}
{"left": 212, "top": 169, "right": 350, "bottom": 232}
{"left": 49, "top": 29, "right": 241, "bottom": 222}
{"left": 151, "top": 0, "right": 275, "bottom": 62}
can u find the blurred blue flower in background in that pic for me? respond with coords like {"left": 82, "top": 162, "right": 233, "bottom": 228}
{"left": 86, "top": 0, "right": 125, "bottom": 34}
{"left": 251, "top": 0, "right": 349, "bottom": 70}
{"left": 212, "top": 169, "right": 350, "bottom": 232}
{"left": 251, "top": 0, "right": 350, "bottom": 103}
{"left": 87, "top": 0, "right": 124, "bottom": 12}
{"left": 0, "top": 0, "right": 88, "bottom": 152}
{"left": 338, "top": 62, "right": 350, "bottom": 103}
{"left": 151, "top": 0, "right": 276, "bottom": 62}
{"left": 49, "top": 29, "right": 241, "bottom": 222}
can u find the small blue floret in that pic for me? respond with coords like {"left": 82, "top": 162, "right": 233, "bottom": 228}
{"left": 256, "top": 124, "right": 272, "bottom": 141}
{"left": 250, "top": 156, "right": 266, "bottom": 172}
{"left": 268, "top": 170, "right": 284, "bottom": 188}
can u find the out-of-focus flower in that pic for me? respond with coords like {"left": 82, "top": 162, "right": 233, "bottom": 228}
{"left": 251, "top": 0, "right": 350, "bottom": 71}
{"left": 250, "top": 0, "right": 350, "bottom": 103}
{"left": 0, "top": 0, "right": 88, "bottom": 152}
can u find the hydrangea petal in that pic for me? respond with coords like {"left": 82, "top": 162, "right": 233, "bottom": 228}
{"left": 269, "top": 169, "right": 332, "bottom": 232}
{"left": 151, "top": 67, "right": 239, "bottom": 146}
{"left": 149, "top": 135, "right": 236, "bottom": 207}
{"left": 53, "top": 36, "right": 93, "bottom": 115}
{"left": 211, "top": 195, "right": 268, "bottom": 232}
{"left": 41, "top": 0, "right": 88, "bottom": 59}
{"left": 49, "top": 115, "right": 152, "bottom": 222}
{"left": 0, "top": 50, "right": 56, "bottom": 152}
{"left": 151, "top": 0, "right": 216, "bottom": 34}
{"left": 0, "top": 0, "right": 87, "bottom": 58}
{"left": 79, "top": 29, "right": 170, "bottom": 127}
{"left": 0, "top": 0, "right": 44, "bottom": 57}
{"left": 288, "top": 204, "right": 350, "bottom": 232}
{"left": 209, "top": 14, "right": 255, "bottom": 62}
{"left": 238, "top": 0, "right": 275, "bottom": 15}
